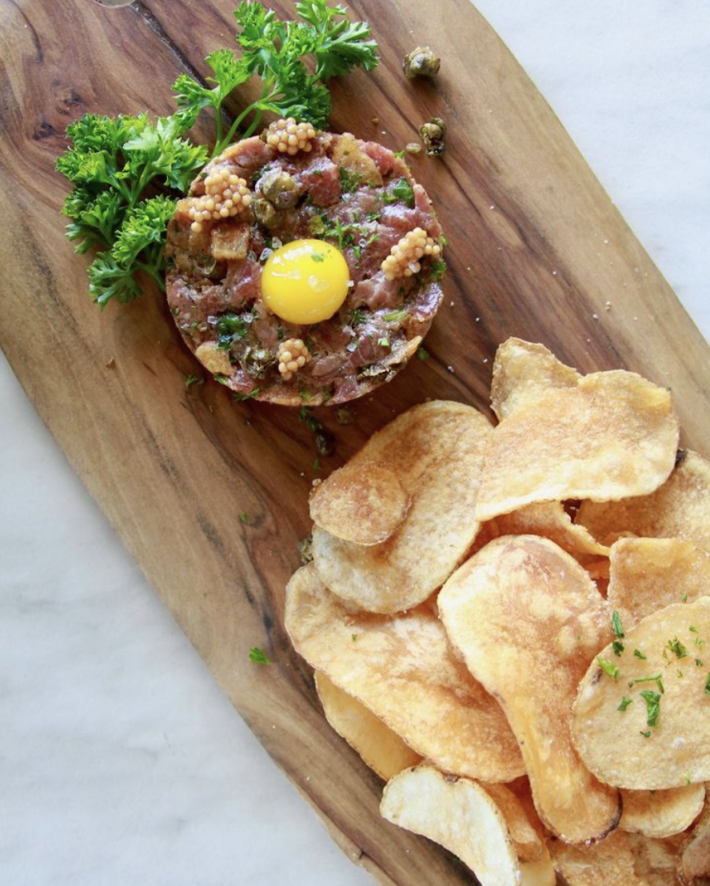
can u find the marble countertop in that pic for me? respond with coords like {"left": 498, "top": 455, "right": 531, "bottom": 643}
{"left": 2, "top": 2, "right": 709, "bottom": 883}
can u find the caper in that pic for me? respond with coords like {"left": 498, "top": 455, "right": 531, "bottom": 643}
{"left": 419, "top": 117, "right": 447, "bottom": 157}
{"left": 402, "top": 46, "right": 441, "bottom": 79}
{"left": 259, "top": 169, "right": 299, "bottom": 208}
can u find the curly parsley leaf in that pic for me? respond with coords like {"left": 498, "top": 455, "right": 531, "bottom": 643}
{"left": 57, "top": 2, "right": 379, "bottom": 307}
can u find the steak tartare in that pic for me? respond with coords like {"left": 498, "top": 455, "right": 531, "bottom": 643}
{"left": 165, "top": 120, "right": 446, "bottom": 406}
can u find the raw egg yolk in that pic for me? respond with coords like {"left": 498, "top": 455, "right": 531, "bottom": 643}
{"left": 261, "top": 239, "right": 350, "bottom": 325}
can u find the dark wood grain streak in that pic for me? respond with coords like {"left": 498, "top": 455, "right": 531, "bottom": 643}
{"left": 1, "top": 1, "right": 709, "bottom": 884}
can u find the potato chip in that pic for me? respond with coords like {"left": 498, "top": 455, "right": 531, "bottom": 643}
{"left": 679, "top": 796, "right": 710, "bottom": 885}
{"left": 608, "top": 537, "right": 710, "bottom": 627}
{"left": 312, "top": 401, "right": 493, "bottom": 613}
{"left": 438, "top": 534, "right": 620, "bottom": 843}
{"left": 620, "top": 784, "right": 705, "bottom": 839}
{"left": 572, "top": 597, "right": 710, "bottom": 790}
{"left": 475, "top": 357, "right": 679, "bottom": 522}
{"left": 576, "top": 449, "right": 710, "bottom": 550}
{"left": 549, "top": 828, "right": 680, "bottom": 886}
{"left": 481, "top": 782, "right": 551, "bottom": 868}
{"left": 313, "top": 670, "right": 421, "bottom": 781}
{"left": 490, "top": 337, "right": 579, "bottom": 421}
{"left": 284, "top": 563, "right": 525, "bottom": 783}
{"left": 309, "top": 460, "right": 410, "bottom": 546}
{"left": 474, "top": 500, "right": 609, "bottom": 563}
{"left": 381, "top": 764, "right": 555, "bottom": 886}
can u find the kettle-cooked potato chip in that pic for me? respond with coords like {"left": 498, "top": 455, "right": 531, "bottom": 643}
{"left": 572, "top": 597, "right": 710, "bottom": 790}
{"left": 439, "top": 534, "right": 620, "bottom": 844}
{"left": 549, "top": 828, "right": 681, "bottom": 886}
{"left": 285, "top": 563, "right": 525, "bottom": 783}
{"left": 473, "top": 500, "right": 609, "bottom": 564}
{"left": 312, "top": 401, "right": 493, "bottom": 613}
{"left": 309, "top": 460, "right": 410, "bottom": 546}
{"left": 490, "top": 337, "right": 579, "bottom": 421}
{"left": 475, "top": 358, "right": 679, "bottom": 522}
{"left": 576, "top": 449, "right": 710, "bottom": 550}
{"left": 381, "top": 764, "right": 555, "bottom": 886}
{"left": 619, "top": 784, "right": 706, "bottom": 839}
{"left": 314, "top": 671, "right": 421, "bottom": 781}
{"left": 608, "top": 537, "right": 710, "bottom": 627}
{"left": 679, "top": 797, "right": 710, "bottom": 885}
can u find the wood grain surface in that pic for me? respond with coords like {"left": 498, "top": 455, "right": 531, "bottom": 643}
{"left": 1, "top": 1, "right": 709, "bottom": 883}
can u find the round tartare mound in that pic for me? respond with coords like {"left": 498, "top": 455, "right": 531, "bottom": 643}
{"left": 165, "top": 120, "right": 446, "bottom": 406}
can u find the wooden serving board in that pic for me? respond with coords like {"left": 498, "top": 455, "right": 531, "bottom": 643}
{"left": 1, "top": 1, "right": 709, "bottom": 883}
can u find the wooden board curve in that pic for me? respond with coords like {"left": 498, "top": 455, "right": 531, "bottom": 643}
{"left": 1, "top": 1, "right": 709, "bottom": 883}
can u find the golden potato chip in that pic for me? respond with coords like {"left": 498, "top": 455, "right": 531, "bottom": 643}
{"left": 572, "top": 597, "right": 710, "bottom": 790}
{"left": 481, "top": 782, "right": 551, "bottom": 869}
{"left": 577, "top": 449, "right": 710, "bottom": 550}
{"left": 438, "top": 535, "right": 620, "bottom": 843}
{"left": 381, "top": 764, "right": 555, "bottom": 886}
{"left": 313, "top": 671, "right": 421, "bottom": 781}
{"left": 679, "top": 796, "right": 710, "bottom": 885}
{"left": 549, "top": 828, "right": 680, "bottom": 886}
{"left": 475, "top": 361, "right": 679, "bottom": 522}
{"left": 608, "top": 537, "right": 710, "bottom": 627}
{"left": 285, "top": 562, "right": 525, "bottom": 783}
{"left": 474, "top": 500, "right": 609, "bottom": 563}
{"left": 309, "top": 460, "right": 410, "bottom": 546}
{"left": 312, "top": 401, "right": 493, "bottom": 613}
{"left": 490, "top": 337, "right": 579, "bottom": 421}
{"left": 620, "top": 784, "right": 705, "bottom": 839}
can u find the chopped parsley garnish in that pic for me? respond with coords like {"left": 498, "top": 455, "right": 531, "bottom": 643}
{"left": 249, "top": 646, "right": 271, "bottom": 665}
{"left": 313, "top": 456, "right": 321, "bottom": 471}
{"left": 612, "top": 611, "right": 625, "bottom": 639}
{"left": 238, "top": 512, "right": 249, "bottom": 524}
{"left": 633, "top": 649, "right": 647, "bottom": 660}
{"left": 185, "top": 374, "right": 203, "bottom": 388}
{"left": 612, "top": 640, "right": 624, "bottom": 657}
{"left": 597, "top": 657, "right": 620, "bottom": 681}
{"left": 705, "top": 672, "right": 710, "bottom": 696}
{"left": 217, "top": 312, "right": 248, "bottom": 336}
{"left": 390, "top": 177, "right": 415, "bottom": 208}
{"left": 350, "top": 308, "right": 367, "bottom": 325}
{"left": 428, "top": 258, "right": 447, "bottom": 282}
{"left": 667, "top": 637, "right": 689, "bottom": 659}
{"left": 234, "top": 387, "right": 261, "bottom": 401}
{"left": 311, "top": 252, "right": 327, "bottom": 263}
{"left": 689, "top": 625, "right": 699, "bottom": 633}
{"left": 383, "top": 309, "right": 409, "bottom": 323}
{"left": 377, "top": 337, "right": 390, "bottom": 348}
{"left": 631, "top": 673, "right": 665, "bottom": 694}
{"left": 351, "top": 633, "right": 358, "bottom": 641}
{"left": 640, "top": 689, "right": 661, "bottom": 727}
{"left": 339, "top": 166, "right": 363, "bottom": 193}
{"left": 298, "top": 405, "right": 323, "bottom": 432}
{"left": 640, "top": 730, "right": 651, "bottom": 739}
{"left": 417, "top": 347, "right": 430, "bottom": 361}
{"left": 617, "top": 696, "right": 633, "bottom": 712}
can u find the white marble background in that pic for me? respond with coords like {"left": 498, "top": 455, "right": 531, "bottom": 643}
{"left": 2, "top": 2, "right": 709, "bottom": 884}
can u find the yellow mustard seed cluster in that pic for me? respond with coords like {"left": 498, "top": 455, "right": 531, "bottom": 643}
{"left": 187, "top": 168, "right": 252, "bottom": 233}
{"left": 265, "top": 118, "right": 317, "bottom": 155}
{"left": 381, "top": 227, "right": 442, "bottom": 281}
{"left": 277, "top": 338, "right": 312, "bottom": 381}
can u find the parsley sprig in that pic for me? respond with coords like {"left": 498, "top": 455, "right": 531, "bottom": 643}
{"left": 56, "top": 1, "right": 379, "bottom": 307}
